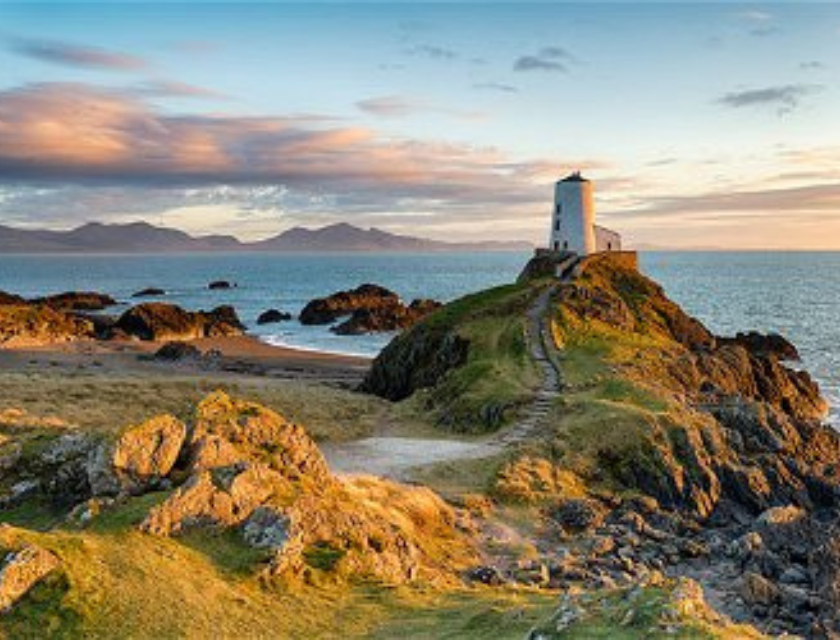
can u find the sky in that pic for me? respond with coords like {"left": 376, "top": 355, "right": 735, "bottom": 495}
{"left": 0, "top": 2, "right": 838, "bottom": 248}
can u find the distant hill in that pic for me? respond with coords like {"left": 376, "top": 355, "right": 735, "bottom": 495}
{"left": 0, "top": 221, "right": 531, "bottom": 254}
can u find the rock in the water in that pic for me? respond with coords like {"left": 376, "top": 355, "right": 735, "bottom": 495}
{"left": 31, "top": 291, "right": 117, "bottom": 311}
{"left": 208, "top": 280, "right": 235, "bottom": 290}
{"left": 132, "top": 287, "right": 166, "bottom": 298}
{"left": 331, "top": 298, "right": 442, "bottom": 335}
{"left": 299, "top": 284, "right": 399, "bottom": 325}
{"left": 0, "top": 544, "right": 60, "bottom": 612}
{"left": 88, "top": 415, "right": 187, "bottom": 496}
{"left": 114, "top": 303, "right": 244, "bottom": 341}
{"left": 256, "top": 309, "right": 292, "bottom": 324}
{"left": 153, "top": 341, "right": 203, "bottom": 361}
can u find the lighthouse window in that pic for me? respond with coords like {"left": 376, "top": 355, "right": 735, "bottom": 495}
{"left": 556, "top": 204, "right": 562, "bottom": 215}
{"left": 554, "top": 219, "right": 560, "bottom": 231}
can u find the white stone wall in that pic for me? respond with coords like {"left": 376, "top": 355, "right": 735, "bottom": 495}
{"left": 550, "top": 179, "right": 596, "bottom": 255}
{"left": 595, "top": 225, "right": 622, "bottom": 252}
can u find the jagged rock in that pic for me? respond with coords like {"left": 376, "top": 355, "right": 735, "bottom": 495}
{"left": 467, "top": 565, "right": 505, "bottom": 585}
{"left": 88, "top": 415, "right": 187, "bottom": 496}
{"left": 208, "top": 280, "right": 235, "bottom": 290}
{"left": 132, "top": 287, "right": 166, "bottom": 298}
{"left": 154, "top": 341, "right": 203, "bottom": 361}
{"left": 549, "top": 499, "right": 605, "bottom": 534}
{"left": 0, "top": 544, "right": 60, "bottom": 612}
{"left": 114, "top": 303, "right": 244, "bottom": 341}
{"left": 256, "top": 309, "right": 292, "bottom": 324}
{"left": 31, "top": 291, "right": 117, "bottom": 311}
{"left": 299, "top": 284, "right": 399, "bottom": 325}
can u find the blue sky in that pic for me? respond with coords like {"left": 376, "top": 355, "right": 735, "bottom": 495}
{"left": 0, "top": 2, "right": 838, "bottom": 247}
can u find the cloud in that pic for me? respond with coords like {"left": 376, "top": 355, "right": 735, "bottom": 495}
{"left": 473, "top": 82, "right": 518, "bottom": 94}
{"left": 0, "top": 81, "right": 595, "bottom": 235}
{"left": 356, "top": 96, "right": 420, "bottom": 118}
{"left": 716, "top": 84, "right": 821, "bottom": 115}
{"left": 9, "top": 37, "right": 147, "bottom": 71}
{"left": 736, "top": 10, "right": 773, "bottom": 22}
{"left": 800, "top": 61, "right": 825, "bottom": 70}
{"left": 131, "top": 80, "right": 229, "bottom": 100}
{"left": 405, "top": 44, "right": 458, "bottom": 61}
{"left": 513, "top": 46, "right": 578, "bottom": 73}
{"left": 356, "top": 95, "right": 484, "bottom": 120}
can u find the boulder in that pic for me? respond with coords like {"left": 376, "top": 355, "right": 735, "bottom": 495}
{"left": 332, "top": 298, "right": 442, "bottom": 335}
{"left": 114, "top": 303, "right": 244, "bottom": 341}
{"left": 740, "top": 571, "right": 780, "bottom": 607}
{"left": 0, "top": 544, "right": 60, "bottom": 612}
{"left": 0, "top": 304, "right": 95, "bottom": 347}
{"left": 132, "top": 287, "right": 166, "bottom": 298}
{"left": 153, "top": 341, "right": 203, "bottom": 361}
{"left": 31, "top": 291, "right": 117, "bottom": 311}
{"left": 241, "top": 506, "right": 289, "bottom": 550}
{"left": 208, "top": 280, "right": 235, "bottom": 290}
{"left": 299, "top": 284, "right": 399, "bottom": 325}
{"left": 88, "top": 415, "right": 187, "bottom": 496}
{"left": 256, "top": 309, "right": 292, "bottom": 325}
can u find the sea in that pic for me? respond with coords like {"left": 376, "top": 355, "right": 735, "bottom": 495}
{"left": 0, "top": 251, "right": 838, "bottom": 424}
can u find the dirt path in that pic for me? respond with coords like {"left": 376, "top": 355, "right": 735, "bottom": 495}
{"left": 326, "top": 265, "right": 575, "bottom": 481}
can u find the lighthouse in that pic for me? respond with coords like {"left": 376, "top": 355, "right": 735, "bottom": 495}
{"left": 548, "top": 172, "right": 621, "bottom": 256}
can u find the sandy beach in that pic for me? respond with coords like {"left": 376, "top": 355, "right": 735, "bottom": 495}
{"left": 0, "top": 333, "right": 371, "bottom": 387}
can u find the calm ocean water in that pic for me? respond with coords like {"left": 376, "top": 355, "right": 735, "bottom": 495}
{"left": 0, "top": 251, "right": 837, "bottom": 423}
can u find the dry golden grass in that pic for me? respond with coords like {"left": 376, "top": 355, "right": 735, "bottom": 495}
{"left": 0, "top": 371, "right": 386, "bottom": 442}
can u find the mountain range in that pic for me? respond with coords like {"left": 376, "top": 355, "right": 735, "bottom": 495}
{"left": 0, "top": 221, "right": 532, "bottom": 254}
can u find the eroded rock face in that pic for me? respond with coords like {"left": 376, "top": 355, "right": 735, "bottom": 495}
{"left": 114, "top": 303, "right": 244, "bottom": 341}
{"left": 0, "top": 544, "right": 60, "bottom": 612}
{"left": 299, "top": 284, "right": 399, "bottom": 325}
{"left": 718, "top": 331, "right": 800, "bottom": 361}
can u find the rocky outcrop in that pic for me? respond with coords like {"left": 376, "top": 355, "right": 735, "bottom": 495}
{"left": 31, "top": 291, "right": 117, "bottom": 311}
{"left": 0, "top": 304, "right": 95, "bottom": 347}
{"left": 88, "top": 415, "right": 187, "bottom": 496}
{"left": 114, "top": 303, "right": 244, "bottom": 341}
{"left": 132, "top": 287, "right": 166, "bottom": 298}
{"left": 299, "top": 284, "right": 400, "bottom": 325}
{"left": 718, "top": 331, "right": 800, "bottom": 361}
{"left": 361, "top": 323, "right": 469, "bottom": 401}
{"left": 153, "top": 341, "right": 203, "bottom": 361}
{"left": 0, "top": 543, "right": 60, "bottom": 612}
{"left": 256, "top": 309, "right": 292, "bottom": 324}
{"left": 332, "top": 298, "right": 442, "bottom": 335}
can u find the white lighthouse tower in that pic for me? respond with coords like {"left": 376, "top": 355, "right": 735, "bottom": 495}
{"left": 549, "top": 172, "right": 596, "bottom": 255}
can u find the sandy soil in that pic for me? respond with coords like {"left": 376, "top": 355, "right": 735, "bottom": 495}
{"left": 0, "top": 334, "right": 371, "bottom": 387}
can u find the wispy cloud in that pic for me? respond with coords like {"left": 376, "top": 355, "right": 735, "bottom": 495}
{"left": 405, "top": 44, "right": 458, "bottom": 61}
{"left": 716, "top": 84, "right": 821, "bottom": 115}
{"left": 472, "top": 82, "right": 518, "bottom": 94}
{"left": 9, "top": 37, "right": 147, "bottom": 71}
{"left": 513, "top": 46, "right": 578, "bottom": 73}
{"left": 356, "top": 94, "right": 483, "bottom": 120}
{"left": 131, "top": 80, "right": 229, "bottom": 100}
{"left": 800, "top": 61, "right": 825, "bottom": 70}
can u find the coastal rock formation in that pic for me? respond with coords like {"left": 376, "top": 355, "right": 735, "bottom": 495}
{"left": 153, "top": 341, "right": 203, "bottom": 361}
{"left": 332, "top": 298, "right": 442, "bottom": 335}
{"left": 257, "top": 309, "right": 292, "bottom": 324}
{"left": 132, "top": 287, "right": 166, "bottom": 298}
{"left": 0, "top": 543, "right": 61, "bottom": 612}
{"left": 31, "top": 291, "right": 117, "bottom": 312}
{"left": 0, "top": 304, "right": 94, "bottom": 347}
{"left": 717, "top": 331, "right": 800, "bottom": 361}
{"left": 114, "top": 303, "right": 245, "bottom": 341}
{"left": 300, "top": 284, "right": 400, "bottom": 325}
